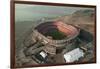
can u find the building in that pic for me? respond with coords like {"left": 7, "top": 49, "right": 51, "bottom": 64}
{"left": 64, "top": 48, "right": 84, "bottom": 62}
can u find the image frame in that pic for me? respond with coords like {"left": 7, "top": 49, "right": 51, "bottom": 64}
{"left": 10, "top": 0, "right": 96, "bottom": 68}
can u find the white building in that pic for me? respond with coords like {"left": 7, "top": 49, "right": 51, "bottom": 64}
{"left": 64, "top": 48, "right": 84, "bottom": 62}
{"left": 40, "top": 51, "right": 47, "bottom": 58}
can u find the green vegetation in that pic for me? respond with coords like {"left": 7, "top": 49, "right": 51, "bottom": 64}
{"left": 45, "top": 30, "right": 67, "bottom": 40}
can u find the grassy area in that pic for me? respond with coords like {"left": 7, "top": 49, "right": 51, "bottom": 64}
{"left": 45, "top": 30, "right": 67, "bottom": 40}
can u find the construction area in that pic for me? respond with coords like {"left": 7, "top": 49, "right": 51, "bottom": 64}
{"left": 15, "top": 9, "right": 95, "bottom": 67}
